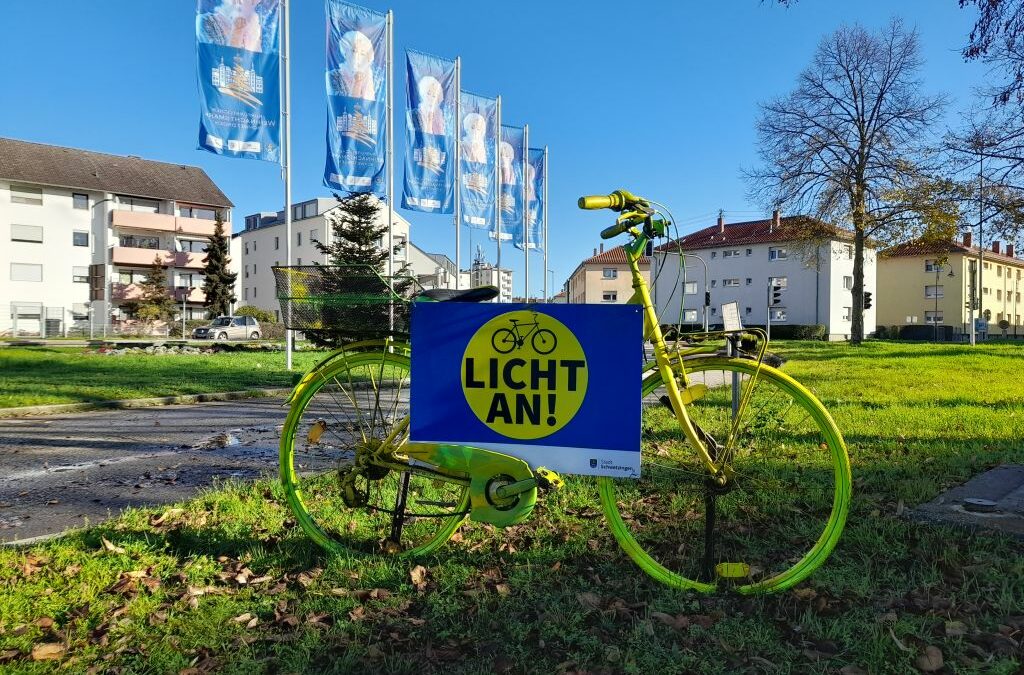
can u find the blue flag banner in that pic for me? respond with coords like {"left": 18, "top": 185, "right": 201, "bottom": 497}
{"left": 517, "top": 147, "right": 544, "bottom": 251}
{"left": 401, "top": 50, "right": 456, "bottom": 213}
{"left": 196, "top": 0, "right": 281, "bottom": 162}
{"left": 324, "top": 1, "right": 387, "bottom": 193}
{"left": 410, "top": 303, "right": 642, "bottom": 478}
{"left": 496, "top": 124, "right": 524, "bottom": 241}
{"left": 459, "top": 92, "right": 497, "bottom": 230}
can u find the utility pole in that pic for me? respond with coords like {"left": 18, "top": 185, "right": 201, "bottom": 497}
{"left": 766, "top": 280, "right": 771, "bottom": 342}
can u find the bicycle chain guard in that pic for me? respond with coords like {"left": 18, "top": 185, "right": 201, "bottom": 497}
{"left": 403, "top": 442, "right": 537, "bottom": 527}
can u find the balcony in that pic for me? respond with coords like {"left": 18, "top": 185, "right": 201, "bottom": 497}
{"left": 111, "top": 282, "right": 144, "bottom": 301}
{"left": 111, "top": 246, "right": 205, "bottom": 270}
{"left": 111, "top": 210, "right": 218, "bottom": 237}
{"left": 174, "top": 287, "right": 206, "bottom": 303}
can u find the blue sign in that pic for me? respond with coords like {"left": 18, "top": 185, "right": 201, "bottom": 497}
{"left": 496, "top": 125, "right": 524, "bottom": 242}
{"left": 324, "top": 1, "right": 387, "bottom": 194}
{"left": 410, "top": 303, "right": 642, "bottom": 478}
{"left": 459, "top": 91, "right": 497, "bottom": 231}
{"left": 401, "top": 50, "right": 456, "bottom": 213}
{"left": 196, "top": 0, "right": 281, "bottom": 162}
{"left": 516, "top": 147, "right": 544, "bottom": 251}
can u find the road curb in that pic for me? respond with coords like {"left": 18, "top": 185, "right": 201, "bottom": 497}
{"left": 0, "top": 388, "right": 294, "bottom": 419}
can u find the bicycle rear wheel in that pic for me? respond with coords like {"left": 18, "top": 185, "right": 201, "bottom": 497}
{"left": 599, "top": 356, "right": 851, "bottom": 593}
{"left": 280, "top": 349, "right": 469, "bottom": 557}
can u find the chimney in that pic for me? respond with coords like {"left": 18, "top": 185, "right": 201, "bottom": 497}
{"left": 593, "top": 247, "right": 597, "bottom": 257}
{"left": 771, "top": 209, "right": 780, "bottom": 233}
{"left": 992, "top": 240, "right": 1001, "bottom": 254}
{"left": 963, "top": 232, "right": 972, "bottom": 247}
{"left": 718, "top": 214, "right": 725, "bottom": 234}
{"left": 599, "top": 243, "right": 604, "bottom": 254}
{"left": 1008, "top": 243, "right": 1016, "bottom": 258}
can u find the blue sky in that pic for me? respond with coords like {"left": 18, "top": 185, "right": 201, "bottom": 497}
{"left": 0, "top": 1, "right": 990, "bottom": 297}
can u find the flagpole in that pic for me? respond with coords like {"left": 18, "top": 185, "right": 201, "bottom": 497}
{"left": 453, "top": 58, "right": 462, "bottom": 289}
{"left": 495, "top": 98, "right": 502, "bottom": 301}
{"left": 282, "top": 0, "right": 293, "bottom": 370}
{"left": 386, "top": 10, "right": 395, "bottom": 328}
{"left": 543, "top": 145, "right": 549, "bottom": 301}
{"left": 523, "top": 124, "right": 529, "bottom": 301}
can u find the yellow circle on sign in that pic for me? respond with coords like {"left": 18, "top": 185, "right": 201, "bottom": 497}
{"left": 461, "top": 310, "right": 588, "bottom": 440}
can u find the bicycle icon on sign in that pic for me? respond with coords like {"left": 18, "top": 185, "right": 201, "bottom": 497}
{"left": 491, "top": 313, "right": 557, "bottom": 355}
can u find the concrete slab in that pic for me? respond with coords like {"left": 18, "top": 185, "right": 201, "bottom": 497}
{"left": 912, "top": 464, "right": 1024, "bottom": 540}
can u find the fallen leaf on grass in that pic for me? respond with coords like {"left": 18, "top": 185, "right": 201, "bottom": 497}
{"left": 410, "top": 565, "right": 428, "bottom": 591}
{"left": 651, "top": 611, "right": 675, "bottom": 626}
{"left": 791, "top": 587, "right": 817, "bottom": 601}
{"left": 232, "top": 613, "right": 253, "bottom": 624}
{"left": 915, "top": 645, "right": 943, "bottom": 672}
{"left": 100, "top": 537, "right": 125, "bottom": 554}
{"left": 888, "top": 627, "right": 914, "bottom": 653}
{"left": 149, "top": 509, "right": 184, "bottom": 527}
{"left": 30, "top": 643, "right": 65, "bottom": 661}
{"left": 0, "top": 650, "right": 20, "bottom": 663}
{"left": 21, "top": 554, "right": 47, "bottom": 577}
{"left": 495, "top": 583, "right": 511, "bottom": 597}
{"left": 577, "top": 592, "right": 601, "bottom": 609}
{"left": 945, "top": 620, "right": 968, "bottom": 637}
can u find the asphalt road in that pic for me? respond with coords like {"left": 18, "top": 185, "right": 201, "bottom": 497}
{"left": 0, "top": 398, "right": 290, "bottom": 543}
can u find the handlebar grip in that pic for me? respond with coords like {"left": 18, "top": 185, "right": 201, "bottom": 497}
{"left": 600, "top": 222, "right": 631, "bottom": 240}
{"left": 578, "top": 194, "right": 620, "bottom": 210}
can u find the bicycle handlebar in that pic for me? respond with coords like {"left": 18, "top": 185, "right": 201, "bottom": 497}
{"left": 577, "top": 189, "right": 642, "bottom": 212}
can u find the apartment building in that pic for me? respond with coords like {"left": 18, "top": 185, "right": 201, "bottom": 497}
{"left": 237, "top": 197, "right": 468, "bottom": 318}
{"left": 877, "top": 233, "right": 1024, "bottom": 339}
{"left": 0, "top": 138, "right": 231, "bottom": 335}
{"left": 468, "top": 260, "right": 513, "bottom": 302}
{"left": 651, "top": 213, "right": 876, "bottom": 340}
{"left": 566, "top": 244, "right": 651, "bottom": 304}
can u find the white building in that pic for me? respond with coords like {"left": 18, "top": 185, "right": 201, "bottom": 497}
{"left": 236, "top": 197, "right": 470, "bottom": 318}
{"left": 468, "top": 260, "right": 513, "bottom": 302}
{"left": 651, "top": 212, "right": 876, "bottom": 340}
{"left": 0, "top": 138, "right": 232, "bottom": 336}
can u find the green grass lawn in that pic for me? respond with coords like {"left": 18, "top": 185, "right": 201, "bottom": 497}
{"left": 0, "top": 341, "right": 1022, "bottom": 673}
{"left": 0, "top": 348, "right": 324, "bottom": 408}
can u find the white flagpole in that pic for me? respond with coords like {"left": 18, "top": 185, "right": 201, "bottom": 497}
{"left": 453, "top": 59, "right": 462, "bottom": 289}
{"left": 543, "top": 145, "right": 549, "bottom": 301}
{"left": 495, "top": 99, "right": 502, "bottom": 301}
{"left": 386, "top": 10, "right": 395, "bottom": 329}
{"left": 282, "top": 0, "right": 293, "bottom": 370}
{"left": 523, "top": 124, "right": 529, "bottom": 301}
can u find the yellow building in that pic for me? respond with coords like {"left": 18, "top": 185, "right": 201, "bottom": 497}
{"left": 567, "top": 244, "right": 651, "bottom": 304}
{"left": 877, "top": 234, "right": 1024, "bottom": 338}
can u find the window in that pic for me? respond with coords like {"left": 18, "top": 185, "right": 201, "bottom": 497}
{"left": 746, "top": 248, "right": 752, "bottom": 256}
{"left": 602, "top": 268, "right": 618, "bottom": 279}
{"left": 710, "top": 251, "right": 717, "bottom": 258}
{"left": 11, "top": 224, "right": 43, "bottom": 243}
{"left": 293, "top": 205, "right": 302, "bottom": 221}
{"left": 71, "top": 303, "right": 89, "bottom": 320}
{"left": 179, "top": 205, "right": 216, "bottom": 220}
{"left": 11, "top": 263, "right": 42, "bottom": 282}
{"left": 275, "top": 236, "right": 280, "bottom": 250}
{"left": 769, "top": 247, "right": 788, "bottom": 261}
{"left": 710, "top": 307, "right": 717, "bottom": 315}
{"left": 244, "top": 265, "right": 249, "bottom": 279}
{"left": 244, "top": 288, "right": 249, "bottom": 300}
{"left": 683, "top": 281, "right": 697, "bottom": 295}
{"left": 275, "top": 260, "right": 279, "bottom": 267}
{"left": 925, "top": 285, "right": 944, "bottom": 299}
{"left": 745, "top": 306, "right": 752, "bottom": 314}
{"left": 984, "top": 262, "right": 991, "bottom": 270}
{"left": 745, "top": 278, "right": 752, "bottom": 286}
{"left": 297, "top": 232, "right": 302, "bottom": 246}
{"left": 245, "top": 242, "right": 249, "bottom": 255}
{"left": 710, "top": 280, "right": 717, "bottom": 288}
{"left": 844, "top": 245, "right": 853, "bottom": 260}
{"left": 73, "top": 231, "right": 89, "bottom": 247}
{"left": 682, "top": 309, "right": 698, "bottom": 322}
{"left": 117, "top": 196, "right": 159, "bottom": 213}
{"left": 769, "top": 276, "right": 788, "bottom": 288}
{"left": 245, "top": 215, "right": 259, "bottom": 230}
{"left": 253, "top": 286, "right": 257, "bottom": 298}
{"left": 178, "top": 239, "right": 207, "bottom": 253}
{"left": 723, "top": 278, "right": 740, "bottom": 287}
{"left": 177, "top": 273, "right": 203, "bottom": 288}
{"left": 925, "top": 310, "right": 943, "bottom": 324}
{"left": 998, "top": 266, "right": 1003, "bottom": 277}
{"left": 10, "top": 185, "right": 42, "bottom": 205}
{"left": 924, "top": 259, "right": 938, "bottom": 272}
{"left": 602, "top": 291, "right": 617, "bottom": 302}
{"left": 297, "top": 258, "right": 302, "bottom": 265}
{"left": 73, "top": 266, "right": 89, "bottom": 283}
{"left": 723, "top": 249, "right": 740, "bottom": 258}
{"left": 310, "top": 228, "right": 318, "bottom": 243}
{"left": 770, "top": 308, "right": 787, "bottom": 321}
{"left": 252, "top": 240, "right": 256, "bottom": 251}
{"left": 73, "top": 193, "right": 89, "bottom": 210}
{"left": 998, "top": 311, "right": 1004, "bottom": 321}
{"left": 304, "top": 202, "right": 317, "bottom": 218}
{"left": 842, "top": 306, "right": 851, "bottom": 321}
{"left": 984, "top": 287, "right": 991, "bottom": 295}
{"left": 118, "top": 269, "right": 148, "bottom": 285}
{"left": 997, "top": 289, "right": 1003, "bottom": 301}
{"left": 843, "top": 275, "right": 853, "bottom": 290}
{"left": 119, "top": 234, "right": 161, "bottom": 249}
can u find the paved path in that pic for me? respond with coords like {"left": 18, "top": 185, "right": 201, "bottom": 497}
{"left": 0, "top": 398, "right": 289, "bottom": 543}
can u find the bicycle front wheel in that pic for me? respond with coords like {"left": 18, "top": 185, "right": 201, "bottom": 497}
{"left": 280, "top": 350, "right": 469, "bottom": 557}
{"left": 599, "top": 356, "right": 851, "bottom": 594}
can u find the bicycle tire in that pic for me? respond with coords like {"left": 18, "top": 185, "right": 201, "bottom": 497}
{"left": 491, "top": 328, "right": 517, "bottom": 354}
{"left": 280, "top": 350, "right": 469, "bottom": 557}
{"left": 531, "top": 328, "right": 557, "bottom": 355}
{"left": 599, "top": 356, "right": 851, "bottom": 594}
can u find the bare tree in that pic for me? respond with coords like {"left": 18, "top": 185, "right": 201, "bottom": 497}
{"left": 747, "top": 20, "right": 949, "bottom": 343}
{"left": 960, "top": 0, "right": 1024, "bottom": 106}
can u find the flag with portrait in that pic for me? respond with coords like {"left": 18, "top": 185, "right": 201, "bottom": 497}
{"left": 459, "top": 92, "right": 497, "bottom": 231}
{"left": 495, "top": 124, "right": 524, "bottom": 241}
{"left": 517, "top": 147, "right": 544, "bottom": 251}
{"left": 401, "top": 50, "right": 456, "bottom": 213}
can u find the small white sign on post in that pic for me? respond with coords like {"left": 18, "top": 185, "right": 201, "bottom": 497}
{"left": 721, "top": 301, "right": 742, "bottom": 332}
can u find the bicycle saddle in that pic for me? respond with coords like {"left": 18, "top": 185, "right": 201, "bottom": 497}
{"left": 415, "top": 286, "right": 499, "bottom": 303}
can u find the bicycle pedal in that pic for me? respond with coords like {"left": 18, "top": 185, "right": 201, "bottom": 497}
{"left": 715, "top": 562, "right": 750, "bottom": 580}
{"left": 534, "top": 467, "right": 564, "bottom": 491}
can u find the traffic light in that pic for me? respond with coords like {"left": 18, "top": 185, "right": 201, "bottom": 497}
{"left": 863, "top": 291, "right": 873, "bottom": 310}
{"left": 771, "top": 285, "right": 784, "bottom": 305}
{"left": 704, "top": 291, "right": 711, "bottom": 307}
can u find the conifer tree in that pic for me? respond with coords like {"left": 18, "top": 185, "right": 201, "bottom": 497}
{"left": 129, "top": 255, "right": 177, "bottom": 326}
{"left": 201, "top": 214, "right": 237, "bottom": 318}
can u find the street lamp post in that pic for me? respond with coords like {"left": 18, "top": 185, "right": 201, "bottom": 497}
{"left": 933, "top": 262, "right": 955, "bottom": 342}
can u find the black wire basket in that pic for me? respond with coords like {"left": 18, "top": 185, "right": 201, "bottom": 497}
{"left": 272, "top": 265, "right": 418, "bottom": 338}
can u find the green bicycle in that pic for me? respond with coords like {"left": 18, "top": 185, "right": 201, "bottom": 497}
{"left": 275, "top": 191, "right": 852, "bottom": 594}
